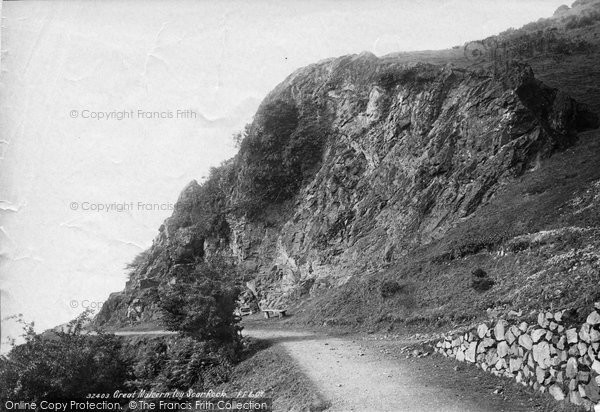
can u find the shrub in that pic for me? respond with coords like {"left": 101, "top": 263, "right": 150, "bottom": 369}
{"left": 0, "top": 311, "right": 131, "bottom": 402}
{"left": 158, "top": 259, "right": 242, "bottom": 343}
{"left": 380, "top": 279, "right": 407, "bottom": 298}
{"left": 471, "top": 269, "right": 495, "bottom": 292}
{"left": 472, "top": 268, "right": 487, "bottom": 278}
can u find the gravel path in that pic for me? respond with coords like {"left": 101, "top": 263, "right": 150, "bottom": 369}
{"left": 243, "top": 328, "right": 490, "bottom": 412}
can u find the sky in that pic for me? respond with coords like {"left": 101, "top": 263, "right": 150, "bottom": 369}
{"left": 0, "top": 0, "right": 566, "bottom": 351}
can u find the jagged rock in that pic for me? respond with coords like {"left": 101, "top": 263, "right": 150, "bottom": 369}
{"left": 90, "top": 23, "right": 600, "bottom": 344}
{"left": 555, "top": 311, "right": 564, "bottom": 322}
{"left": 477, "top": 324, "right": 489, "bottom": 339}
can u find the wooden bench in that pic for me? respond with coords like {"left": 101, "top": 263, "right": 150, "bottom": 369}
{"left": 262, "top": 308, "right": 287, "bottom": 319}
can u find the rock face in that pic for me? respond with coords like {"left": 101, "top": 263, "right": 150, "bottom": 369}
{"left": 94, "top": 52, "right": 598, "bottom": 327}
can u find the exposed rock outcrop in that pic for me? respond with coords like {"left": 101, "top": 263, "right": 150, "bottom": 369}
{"left": 94, "top": 53, "right": 598, "bottom": 327}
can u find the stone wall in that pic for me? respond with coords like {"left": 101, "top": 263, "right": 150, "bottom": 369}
{"left": 435, "top": 305, "right": 600, "bottom": 410}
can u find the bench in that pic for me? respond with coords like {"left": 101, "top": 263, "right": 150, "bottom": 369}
{"left": 262, "top": 308, "right": 287, "bottom": 319}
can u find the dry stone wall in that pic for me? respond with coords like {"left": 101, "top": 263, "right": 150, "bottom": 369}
{"left": 436, "top": 305, "right": 600, "bottom": 411}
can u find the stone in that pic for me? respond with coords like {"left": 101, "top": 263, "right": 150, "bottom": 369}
{"left": 549, "top": 384, "right": 565, "bottom": 400}
{"left": 587, "top": 311, "right": 600, "bottom": 325}
{"left": 581, "top": 323, "right": 592, "bottom": 343}
{"left": 509, "top": 325, "right": 521, "bottom": 338}
{"left": 477, "top": 323, "right": 488, "bottom": 339}
{"left": 554, "top": 311, "right": 563, "bottom": 322}
{"left": 456, "top": 349, "right": 465, "bottom": 362}
{"left": 578, "top": 371, "right": 590, "bottom": 383}
{"left": 494, "top": 320, "right": 507, "bottom": 341}
{"left": 579, "top": 342, "right": 589, "bottom": 356}
{"left": 538, "top": 312, "right": 549, "bottom": 328}
{"left": 585, "top": 378, "right": 600, "bottom": 402}
{"left": 567, "top": 328, "right": 579, "bottom": 344}
{"left": 566, "top": 357, "right": 579, "bottom": 378}
{"left": 570, "top": 389, "right": 583, "bottom": 406}
{"left": 549, "top": 321, "right": 558, "bottom": 331}
{"left": 536, "top": 366, "right": 546, "bottom": 384}
{"left": 518, "top": 322, "right": 528, "bottom": 333}
{"left": 592, "top": 360, "right": 600, "bottom": 374}
{"left": 505, "top": 329, "right": 516, "bottom": 345}
{"left": 481, "top": 337, "right": 495, "bottom": 349}
{"left": 591, "top": 329, "right": 600, "bottom": 343}
{"left": 570, "top": 378, "right": 579, "bottom": 391}
{"left": 533, "top": 341, "right": 551, "bottom": 369}
{"left": 531, "top": 329, "right": 546, "bottom": 343}
{"left": 509, "top": 357, "right": 523, "bottom": 373}
{"left": 557, "top": 336, "right": 566, "bottom": 350}
{"left": 465, "top": 341, "right": 477, "bottom": 363}
{"left": 497, "top": 341, "right": 510, "bottom": 358}
{"left": 518, "top": 334, "right": 533, "bottom": 350}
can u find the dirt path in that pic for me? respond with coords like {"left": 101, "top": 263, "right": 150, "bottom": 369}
{"left": 244, "top": 328, "right": 491, "bottom": 412}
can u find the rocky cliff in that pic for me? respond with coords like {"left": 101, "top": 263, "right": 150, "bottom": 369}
{"left": 94, "top": 52, "right": 598, "bottom": 328}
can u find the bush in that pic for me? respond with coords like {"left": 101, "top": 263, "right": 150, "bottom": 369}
{"left": 471, "top": 269, "right": 495, "bottom": 292}
{"left": 158, "top": 259, "right": 242, "bottom": 343}
{"left": 0, "top": 312, "right": 131, "bottom": 402}
{"left": 380, "top": 279, "right": 408, "bottom": 298}
{"left": 128, "top": 336, "right": 236, "bottom": 391}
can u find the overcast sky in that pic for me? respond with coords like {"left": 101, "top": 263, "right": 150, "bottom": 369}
{"left": 0, "top": 0, "right": 566, "bottom": 351}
